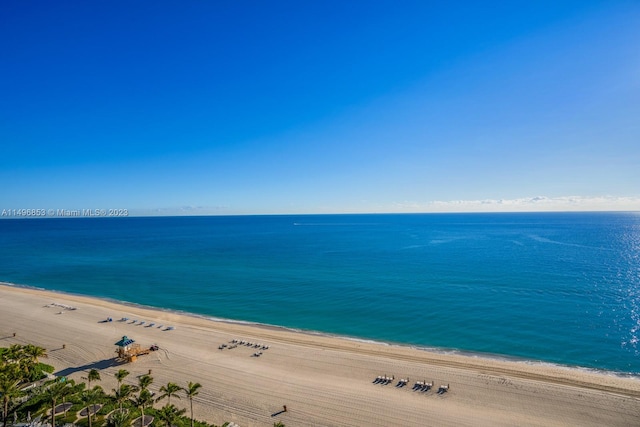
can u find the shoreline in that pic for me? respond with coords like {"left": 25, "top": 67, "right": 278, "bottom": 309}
{"left": 2, "top": 281, "right": 637, "bottom": 379}
{"left": 2, "top": 282, "right": 639, "bottom": 426}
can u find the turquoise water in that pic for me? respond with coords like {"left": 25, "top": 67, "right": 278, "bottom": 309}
{"left": 1, "top": 212, "right": 639, "bottom": 374}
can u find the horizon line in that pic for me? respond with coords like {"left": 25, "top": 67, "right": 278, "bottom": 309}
{"left": 1, "top": 209, "right": 639, "bottom": 220}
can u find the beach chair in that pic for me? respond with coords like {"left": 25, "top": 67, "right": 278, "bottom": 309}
{"left": 437, "top": 384, "right": 449, "bottom": 395}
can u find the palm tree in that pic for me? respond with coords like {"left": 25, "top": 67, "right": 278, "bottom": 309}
{"left": 87, "top": 369, "right": 101, "bottom": 389}
{"left": 156, "top": 404, "right": 185, "bottom": 427}
{"left": 113, "top": 384, "right": 137, "bottom": 412}
{"left": 156, "top": 382, "right": 181, "bottom": 406}
{"left": 138, "top": 375, "right": 153, "bottom": 392}
{"left": 19, "top": 345, "right": 48, "bottom": 382}
{"left": 42, "top": 379, "right": 73, "bottom": 427}
{"left": 0, "top": 364, "right": 21, "bottom": 389}
{"left": 0, "top": 375, "right": 22, "bottom": 427}
{"left": 2, "top": 345, "right": 23, "bottom": 364}
{"left": 115, "top": 369, "right": 130, "bottom": 389}
{"left": 80, "top": 386, "right": 105, "bottom": 427}
{"left": 108, "top": 408, "right": 132, "bottom": 427}
{"left": 59, "top": 380, "right": 78, "bottom": 419}
{"left": 132, "top": 389, "right": 154, "bottom": 427}
{"left": 22, "top": 344, "right": 48, "bottom": 362}
{"left": 183, "top": 382, "right": 201, "bottom": 427}
{"left": 1, "top": 344, "right": 47, "bottom": 383}
{"left": 134, "top": 375, "right": 154, "bottom": 427}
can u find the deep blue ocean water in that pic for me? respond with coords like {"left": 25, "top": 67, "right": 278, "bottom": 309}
{"left": 1, "top": 212, "right": 639, "bottom": 374}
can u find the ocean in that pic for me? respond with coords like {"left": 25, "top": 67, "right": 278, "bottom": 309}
{"left": 1, "top": 212, "right": 638, "bottom": 374}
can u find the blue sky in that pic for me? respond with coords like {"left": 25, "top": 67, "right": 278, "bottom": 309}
{"left": 1, "top": 1, "right": 639, "bottom": 215}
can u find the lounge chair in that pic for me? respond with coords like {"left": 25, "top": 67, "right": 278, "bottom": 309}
{"left": 396, "top": 378, "right": 408, "bottom": 388}
{"left": 437, "top": 384, "right": 449, "bottom": 395}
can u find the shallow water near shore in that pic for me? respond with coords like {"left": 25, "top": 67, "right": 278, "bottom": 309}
{"left": 1, "top": 212, "right": 639, "bottom": 373}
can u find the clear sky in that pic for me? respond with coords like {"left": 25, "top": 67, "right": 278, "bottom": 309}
{"left": 1, "top": 1, "right": 639, "bottom": 215}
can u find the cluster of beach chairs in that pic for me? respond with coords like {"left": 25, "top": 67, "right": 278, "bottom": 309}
{"left": 219, "top": 339, "right": 270, "bottom": 357}
{"left": 372, "top": 375, "right": 449, "bottom": 395}
{"left": 46, "top": 302, "right": 77, "bottom": 310}
{"left": 117, "top": 318, "right": 175, "bottom": 331}
{"left": 373, "top": 375, "right": 395, "bottom": 385}
{"left": 412, "top": 380, "right": 434, "bottom": 392}
{"left": 45, "top": 302, "right": 78, "bottom": 314}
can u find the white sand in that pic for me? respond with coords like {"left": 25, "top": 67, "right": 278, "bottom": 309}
{"left": 1, "top": 283, "right": 639, "bottom": 427}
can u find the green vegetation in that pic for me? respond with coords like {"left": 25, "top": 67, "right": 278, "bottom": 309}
{"left": 184, "top": 382, "right": 201, "bottom": 427}
{"left": 0, "top": 344, "right": 225, "bottom": 427}
{"left": 156, "top": 383, "right": 181, "bottom": 406}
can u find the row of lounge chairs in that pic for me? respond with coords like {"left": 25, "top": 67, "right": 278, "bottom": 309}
{"left": 46, "top": 303, "right": 77, "bottom": 310}
{"left": 412, "top": 380, "right": 434, "bottom": 392}
{"left": 220, "top": 339, "right": 271, "bottom": 357}
{"left": 373, "top": 375, "right": 395, "bottom": 385}
{"left": 230, "top": 339, "right": 270, "bottom": 350}
{"left": 372, "top": 375, "right": 449, "bottom": 395}
{"left": 219, "top": 343, "right": 240, "bottom": 350}
{"left": 118, "top": 318, "right": 174, "bottom": 330}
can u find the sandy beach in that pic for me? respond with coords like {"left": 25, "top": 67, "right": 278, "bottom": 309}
{"left": 1, "top": 283, "right": 639, "bottom": 427}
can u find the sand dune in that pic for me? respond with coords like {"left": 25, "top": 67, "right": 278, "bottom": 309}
{"left": 1, "top": 283, "right": 639, "bottom": 427}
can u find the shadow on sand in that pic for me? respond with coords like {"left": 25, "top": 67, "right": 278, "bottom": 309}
{"left": 55, "top": 358, "right": 119, "bottom": 377}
